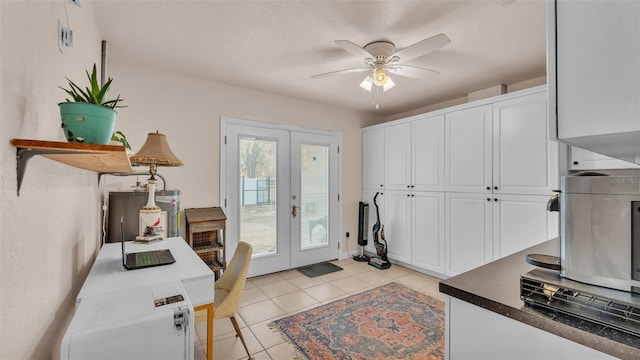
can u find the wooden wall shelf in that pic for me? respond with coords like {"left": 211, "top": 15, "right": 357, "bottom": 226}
{"left": 11, "top": 138, "right": 133, "bottom": 195}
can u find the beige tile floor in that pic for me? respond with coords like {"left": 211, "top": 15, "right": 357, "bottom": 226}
{"left": 192, "top": 258, "right": 446, "bottom": 360}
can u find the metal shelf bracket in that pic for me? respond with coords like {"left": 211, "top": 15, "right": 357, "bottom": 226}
{"left": 15, "top": 147, "right": 90, "bottom": 196}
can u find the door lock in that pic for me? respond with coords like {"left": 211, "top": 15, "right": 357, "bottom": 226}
{"left": 292, "top": 205, "right": 298, "bottom": 217}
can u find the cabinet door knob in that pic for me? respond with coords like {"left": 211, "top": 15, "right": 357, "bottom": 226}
{"left": 411, "top": 185, "right": 415, "bottom": 188}
{"left": 494, "top": 186, "right": 498, "bottom": 190}
{"left": 487, "top": 198, "right": 491, "bottom": 201}
{"left": 494, "top": 198, "right": 498, "bottom": 202}
{"left": 486, "top": 186, "right": 490, "bottom": 190}
{"left": 380, "top": 184, "right": 384, "bottom": 187}
{"left": 407, "top": 185, "right": 410, "bottom": 188}
{"left": 573, "top": 161, "right": 579, "bottom": 165}
{"left": 411, "top": 194, "right": 415, "bottom": 197}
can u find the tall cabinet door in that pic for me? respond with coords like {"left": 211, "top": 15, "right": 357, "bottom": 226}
{"left": 363, "top": 128, "right": 385, "bottom": 190}
{"left": 492, "top": 194, "right": 558, "bottom": 259}
{"left": 493, "top": 92, "right": 558, "bottom": 195}
{"left": 412, "top": 192, "right": 445, "bottom": 273}
{"left": 445, "top": 105, "right": 493, "bottom": 193}
{"left": 383, "top": 191, "right": 412, "bottom": 264}
{"left": 384, "top": 123, "right": 412, "bottom": 191}
{"left": 445, "top": 192, "right": 493, "bottom": 276}
{"left": 413, "top": 114, "right": 445, "bottom": 192}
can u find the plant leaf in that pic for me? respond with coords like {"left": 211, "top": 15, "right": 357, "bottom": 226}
{"left": 96, "top": 78, "right": 113, "bottom": 105}
{"left": 86, "top": 86, "right": 99, "bottom": 104}
{"left": 68, "top": 81, "right": 90, "bottom": 102}
{"left": 88, "top": 64, "right": 100, "bottom": 98}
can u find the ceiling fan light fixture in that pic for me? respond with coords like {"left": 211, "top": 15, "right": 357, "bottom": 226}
{"left": 360, "top": 75, "right": 373, "bottom": 92}
{"left": 383, "top": 77, "right": 396, "bottom": 92}
{"left": 373, "top": 68, "right": 388, "bottom": 86}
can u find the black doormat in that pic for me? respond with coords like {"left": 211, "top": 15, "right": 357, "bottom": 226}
{"left": 297, "top": 262, "right": 343, "bottom": 278}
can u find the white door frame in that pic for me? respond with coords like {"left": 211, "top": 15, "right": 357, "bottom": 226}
{"left": 220, "top": 117, "right": 342, "bottom": 277}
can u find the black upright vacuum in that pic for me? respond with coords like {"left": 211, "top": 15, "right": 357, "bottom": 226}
{"left": 368, "top": 192, "right": 391, "bottom": 269}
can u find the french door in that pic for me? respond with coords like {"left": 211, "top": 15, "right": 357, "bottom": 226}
{"left": 222, "top": 118, "right": 340, "bottom": 277}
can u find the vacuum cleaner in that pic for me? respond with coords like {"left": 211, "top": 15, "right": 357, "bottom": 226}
{"left": 368, "top": 192, "right": 390, "bottom": 270}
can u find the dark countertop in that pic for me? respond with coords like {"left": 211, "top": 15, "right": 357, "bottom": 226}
{"left": 439, "top": 238, "right": 640, "bottom": 360}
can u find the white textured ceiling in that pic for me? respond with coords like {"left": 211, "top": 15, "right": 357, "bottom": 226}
{"left": 91, "top": 0, "right": 547, "bottom": 117}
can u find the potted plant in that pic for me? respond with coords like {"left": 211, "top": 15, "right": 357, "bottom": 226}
{"left": 59, "top": 64, "right": 125, "bottom": 145}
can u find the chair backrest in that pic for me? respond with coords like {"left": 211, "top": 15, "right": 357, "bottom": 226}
{"left": 215, "top": 241, "right": 253, "bottom": 315}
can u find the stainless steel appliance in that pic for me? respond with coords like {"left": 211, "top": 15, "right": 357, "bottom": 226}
{"left": 108, "top": 190, "right": 180, "bottom": 242}
{"left": 560, "top": 170, "right": 640, "bottom": 293}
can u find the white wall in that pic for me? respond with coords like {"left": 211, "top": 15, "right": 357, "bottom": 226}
{"left": 0, "top": 1, "right": 104, "bottom": 359}
{"left": 103, "top": 60, "right": 382, "bottom": 255}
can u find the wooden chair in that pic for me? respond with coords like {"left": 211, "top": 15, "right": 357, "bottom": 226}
{"left": 214, "top": 241, "right": 253, "bottom": 359}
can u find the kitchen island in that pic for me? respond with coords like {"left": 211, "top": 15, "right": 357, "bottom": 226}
{"left": 439, "top": 238, "right": 640, "bottom": 359}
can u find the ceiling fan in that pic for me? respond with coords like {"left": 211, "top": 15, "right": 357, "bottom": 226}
{"left": 311, "top": 34, "right": 451, "bottom": 93}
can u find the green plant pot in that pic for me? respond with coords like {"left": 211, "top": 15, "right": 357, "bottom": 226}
{"left": 59, "top": 102, "right": 116, "bottom": 145}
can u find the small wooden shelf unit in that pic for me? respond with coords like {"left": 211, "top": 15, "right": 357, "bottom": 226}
{"left": 185, "top": 207, "right": 227, "bottom": 279}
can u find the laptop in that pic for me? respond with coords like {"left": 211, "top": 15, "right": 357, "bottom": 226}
{"left": 120, "top": 217, "right": 176, "bottom": 270}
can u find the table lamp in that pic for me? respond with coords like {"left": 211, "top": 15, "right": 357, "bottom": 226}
{"left": 129, "top": 131, "right": 183, "bottom": 241}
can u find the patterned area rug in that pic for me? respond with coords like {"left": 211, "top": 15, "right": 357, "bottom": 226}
{"left": 271, "top": 282, "right": 445, "bottom": 359}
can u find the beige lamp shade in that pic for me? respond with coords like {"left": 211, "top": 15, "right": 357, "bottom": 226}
{"left": 130, "top": 132, "right": 183, "bottom": 167}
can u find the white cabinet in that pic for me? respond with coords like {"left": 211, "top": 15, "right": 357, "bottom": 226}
{"left": 412, "top": 192, "right": 445, "bottom": 274}
{"left": 445, "top": 193, "right": 493, "bottom": 276}
{"left": 447, "top": 297, "right": 615, "bottom": 359}
{"left": 445, "top": 105, "right": 493, "bottom": 193}
{"left": 385, "top": 114, "right": 445, "bottom": 191}
{"left": 381, "top": 190, "right": 445, "bottom": 272}
{"left": 549, "top": 0, "right": 640, "bottom": 163}
{"left": 569, "top": 146, "right": 640, "bottom": 171}
{"left": 492, "top": 194, "right": 558, "bottom": 259}
{"left": 384, "top": 123, "right": 412, "bottom": 191}
{"left": 362, "top": 128, "right": 385, "bottom": 190}
{"left": 382, "top": 191, "right": 412, "bottom": 263}
{"left": 445, "top": 192, "right": 557, "bottom": 276}
{"left": 362, "top": 87, "right": 558, "bottom": 277}
{"left": 446, "top": 92, "right": 557, "bottom": 195}
{"left": 412, "top": 115, "right": 445, "bottom": 191}
{"left": 492, "top": 92, "right": 558, "bottom": 195}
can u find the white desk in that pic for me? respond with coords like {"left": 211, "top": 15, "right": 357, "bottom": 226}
{"left": 77, "top": 237, "right": 215, "bottom": 360}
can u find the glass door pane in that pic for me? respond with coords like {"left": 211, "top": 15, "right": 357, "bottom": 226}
{"left": 290, "top": 132, "right": 339, "bottom": 268}
{"left": 300, "top": 144, "right": 329, "bottom": 248}
{"left": 239, "top": 137, "right": 277, "bottom": 256}
{"left": 223, "top": 121, "right": 290, "bottom": 278}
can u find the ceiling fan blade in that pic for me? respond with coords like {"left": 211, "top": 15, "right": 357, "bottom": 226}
{"left": 393, "top": 34, "right": 451, "bottom": 62}
{"left": 311, "top": 67, "right": 370, "bottom": 79}
{"left": 388, "top": 65, "right": 440, "bottom": 79}
{"left": 335, "top": 40, "right": 373, "bottom": 58}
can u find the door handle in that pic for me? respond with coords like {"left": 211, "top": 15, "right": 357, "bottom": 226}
{"left": 292, "top": 205, "right": 298, "bottom": 218}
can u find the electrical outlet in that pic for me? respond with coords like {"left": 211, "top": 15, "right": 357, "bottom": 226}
{"left": 58, "top": 20, "right": 74, "bottom": 53}
{"left": 69, "top": 0, "right": 81, "bottom": 7}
